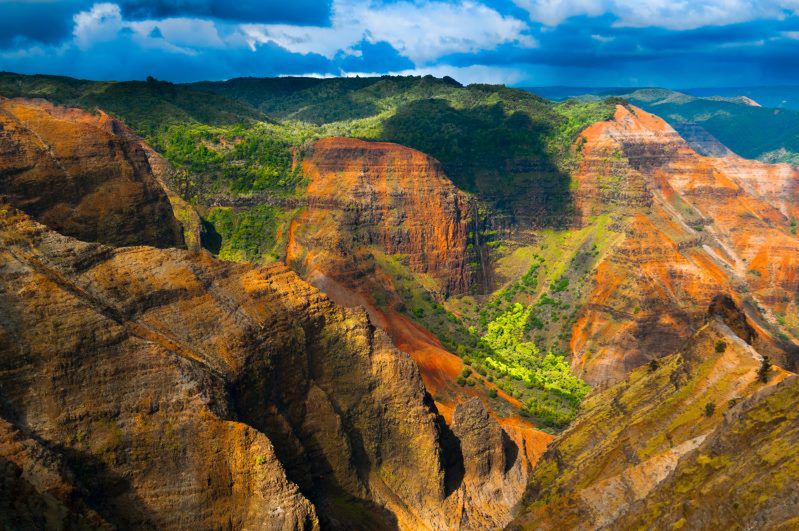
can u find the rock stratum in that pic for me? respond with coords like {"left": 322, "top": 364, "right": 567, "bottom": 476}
{"left": 514, "top": 302, "right": 798, "bottom": 529}
{"left": 0, "top": 97, "right": 186, "bottom": 248}
{"left": 0, "top": 99, "right": 532, "bottom": 529}
{"left": 568, "top": 104, "right": 799, "bottom": 385}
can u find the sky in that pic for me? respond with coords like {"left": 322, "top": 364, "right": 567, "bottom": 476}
{"left": 2, "top": 0, "right": 799, "bottom": 86}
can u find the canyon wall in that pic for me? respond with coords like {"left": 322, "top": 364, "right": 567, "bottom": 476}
{"left": 569, "top": 104, "right": 799, "bottom": 385}
{"left": 0, "top": 98, "right": 185, "bottom": 248}
{"left": 294, "top": 137, "right": 473, "bottom": 296}
{"left": 0, "top": 100, "right": 532, "bottom": 529}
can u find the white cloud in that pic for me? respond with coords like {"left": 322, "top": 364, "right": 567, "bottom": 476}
{"left": 73, "top": 3, "right": 124, "bottom": 49}
{"left": 514, "top": 0, "right": 799, "bottom": 30}
{"left": 242, "top": 0, "right": 535, "bottom": 64}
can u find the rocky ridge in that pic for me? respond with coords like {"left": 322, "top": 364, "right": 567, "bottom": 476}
{"left": 0, "top": 97, "right": 186, "bottom": 248}
{"left": 0, "top": 99, "right": 532, "bottom": 529}
{"left": 514, "top": 300, "right": 797, "bottom": 529}
{"left": 568, "top": 104, "right": 799, "bottom": 385}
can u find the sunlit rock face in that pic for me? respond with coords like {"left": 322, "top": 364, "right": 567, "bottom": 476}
{"left": 0, "top": 101, "right": 533, "bottom": 530}
{"left": 515, "top": 299, "right": 797, "bottom": 530}
{"left": 294, "top": 136, "right": 473, "bottom": 296}
{"left": 569, "top": 105, "right": 799, "bottom": 385}
{"left": 0, "top": 98, "right": 185, "bottom": 248}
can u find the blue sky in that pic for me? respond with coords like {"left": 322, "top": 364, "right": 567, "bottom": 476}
{"left": 2, "top": 0, "right": 799, "bottom": 86}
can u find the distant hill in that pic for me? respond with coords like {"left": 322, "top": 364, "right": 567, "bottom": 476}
{"left": 524, "top": 85, "right": 799, "bottom": 164}
{"left": 0, "top": 71, "right": 267, "bottom": 140}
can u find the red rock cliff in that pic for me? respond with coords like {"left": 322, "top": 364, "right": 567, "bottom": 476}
{"left": 570, "top": 105, "right": 799, "bottom": 385}
{"left": 296, "top": 137, "right": 473, "bottom": 295}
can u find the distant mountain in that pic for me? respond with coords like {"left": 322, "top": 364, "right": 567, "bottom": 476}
{"left": 524, "top": 86, "right": 799, "bottom": 164}
{"left": 684, "top": 86, "right": 799, "bottom": 110}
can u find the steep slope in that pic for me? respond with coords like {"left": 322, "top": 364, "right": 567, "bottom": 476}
{"left": 568, "top": 104, "right": 799, "bottom": 384}
{"left": 292, "top": 137, "right": 473, "bottom": 296}
{"left": 0, "top": 199, "right": 537, "bottom": 529}
{"left": 0, "top": 97, "right": 185, "bottom": 248}
{"left": 514, "top": 302, "right": 796, "bottom": 529}
{"left": 0, "top": 99, "right": 535, "bottom": 529}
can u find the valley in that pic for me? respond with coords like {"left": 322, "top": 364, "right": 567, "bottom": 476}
{"left": 1, "top": 73, "right": 798, "bottom": 529}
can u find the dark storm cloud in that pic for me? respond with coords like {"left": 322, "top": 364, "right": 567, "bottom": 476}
{"left": 0, "top": 0, "right": 82, "bottom": 47}
{"left": 335, "top": 40, "right": 415, "bottom": 73}
{"left": 117, "top": 0, "right": 333, "bottom": 25}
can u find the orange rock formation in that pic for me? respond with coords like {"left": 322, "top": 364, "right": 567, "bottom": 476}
{"left": 570, "top": 105, "right": 799, "bottom": 385}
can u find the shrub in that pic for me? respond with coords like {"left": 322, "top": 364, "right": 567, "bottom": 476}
{"left": 255, "top": 455, "right": 268, "bottom": 466}
{"left": 704, "top": 402, "right": 715, "bottom": 417}
{"left": 488, "top": 388, "right": 498, "bottom": 398}
{"left": 456, "top": 376, "right": 467, "bottom": 386}
{"left": 758, "top": 356, "right": 772, "bottom": 383}
{"left": 648, "top": 359, "right": 659, "bottom": 372}
{"left": 715, "top": 340, "right": 727, "bottom": 353}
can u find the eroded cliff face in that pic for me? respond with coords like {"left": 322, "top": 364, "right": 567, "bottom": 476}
{"left": 0, "top": 203, "right": 537, "bottom": 529}
{"left": 569, "top": 104, "right": 799, "bottom": 385}
{"left": 292, "top": 137, "right": 473, "bottom": 296}
{"left": 0, "top": 103, "right": 534, "bottom": 529}
{"left": 287, "top": 137, "right": 550, "bottom": 470}
{"left": 515, "top": 302, "right": 797, "bottom": 529}
{"left": 0, "top": 98, "right": 185, "bottom": 248}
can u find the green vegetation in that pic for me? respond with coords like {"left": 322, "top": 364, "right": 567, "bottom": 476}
{"left": 479, "top": 303, "right": 590, "bottom": 427}
{"left": 715, "top": 340, "right": 727, "bottom": 353}
{"left": 161, "top": 122, "right": 304, "bottom": 200}
{"left": 758, "top": 356, "right": 772, "bottom": 383}
{"left": 704, "top": 401, "right": 716, "bottom": 417}
{"left": 205, "top": 205, "right": 294, "bottom": 263}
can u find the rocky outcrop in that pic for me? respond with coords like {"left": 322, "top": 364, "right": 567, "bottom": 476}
{"left": 294, "top": 137, "right": 473, "bottom": 296}
{"left": 0, "top": 98, "right": 185, "bottom": 248}
{"left": 0, "top": 202, "right": 537, "bottom": 529}
{"left": 0, "top": 104, "right": 535, "bottom": 528}
{"left": 514, "top": 309, "right": 795, "bottom": 529}
{"left": 569, "top": 105, "right": 799, "bottom": 385}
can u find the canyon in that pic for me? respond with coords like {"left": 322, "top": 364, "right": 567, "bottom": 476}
{"left": 1, "top": 77, "right": 798, "bottom": 530}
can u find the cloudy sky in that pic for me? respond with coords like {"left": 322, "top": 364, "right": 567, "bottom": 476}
{"left": 2, "top": 0, "right": 799, "bottom": 86}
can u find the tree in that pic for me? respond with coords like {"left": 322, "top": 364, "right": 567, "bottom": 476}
{"left": 648, "top": 359, "right": 659, "bottom": 372}
{"left": 715, "top": 340, "right": 727, "bottom": 353}
{"left": 758, "top": 356, "right": 772, "bottom": 383}
{"left": 704, "top": 402, "right": 715, "bottom": 417}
